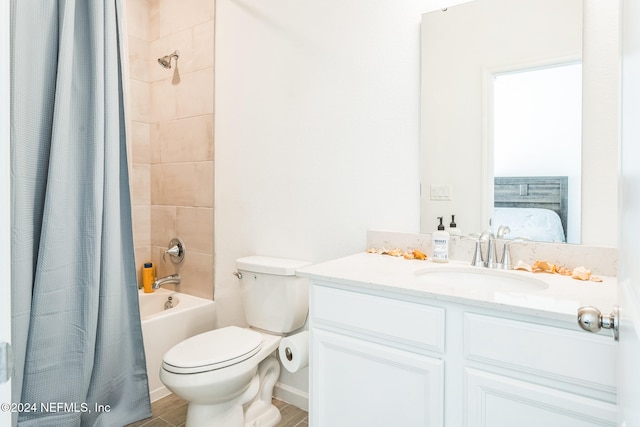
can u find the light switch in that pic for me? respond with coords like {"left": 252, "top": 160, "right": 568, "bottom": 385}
{"left": 430, "top": 185, "right": 452, "bottom": 201}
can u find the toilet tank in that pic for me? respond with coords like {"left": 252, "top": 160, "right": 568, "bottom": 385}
{"left": 236, "top": 256, "right": 311, "bottom": 334}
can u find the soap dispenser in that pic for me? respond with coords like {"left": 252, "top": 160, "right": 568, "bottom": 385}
{"left": 449, "top": 215, "right": 462, "bottom": 236}
{"left": 432, "top": 217, "right": 450, "bottom": 263}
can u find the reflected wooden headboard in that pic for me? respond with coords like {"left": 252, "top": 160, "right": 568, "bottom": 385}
{"left": 494, "top": 176, "right": 568, "bottom": 241}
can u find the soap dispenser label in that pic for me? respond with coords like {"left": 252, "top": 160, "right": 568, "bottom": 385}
{"left": 433, "top": 239, "right": 449, "bottom": 260}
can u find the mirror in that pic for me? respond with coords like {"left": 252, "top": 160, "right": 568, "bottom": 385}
{"left": 420, "top": 0, "right": 619, "bottom": 246}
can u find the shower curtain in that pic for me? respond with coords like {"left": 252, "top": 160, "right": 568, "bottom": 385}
{"left": 10, "top": 0, "right": 151, "bottom": 426}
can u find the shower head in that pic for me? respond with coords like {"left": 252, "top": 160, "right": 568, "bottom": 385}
{"left": 158, "top": 50, "right": 180, "bottom": 69}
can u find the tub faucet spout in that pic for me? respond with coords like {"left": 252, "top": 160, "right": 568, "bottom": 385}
{"left": 152, "top": 273, "right": 181, "bottom": 290}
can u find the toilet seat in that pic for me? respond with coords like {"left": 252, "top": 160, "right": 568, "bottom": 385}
{"left": 162, "top": 326, "right": 263, "bottom": 374}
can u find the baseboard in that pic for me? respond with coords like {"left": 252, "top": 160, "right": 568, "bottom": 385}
{"left": 149, "top": 385, "right": 171, "bottom": 403}
{"left": 273, "top": 381, "right": 309, "bottom": 412}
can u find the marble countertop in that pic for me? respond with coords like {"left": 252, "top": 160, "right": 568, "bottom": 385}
{"left": 297, "top": 252, "right": 618, "bottom": 324}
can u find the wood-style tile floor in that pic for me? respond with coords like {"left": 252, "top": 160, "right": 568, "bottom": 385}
{"left": 125, "top": 393, "right": 308, "bottom": 427}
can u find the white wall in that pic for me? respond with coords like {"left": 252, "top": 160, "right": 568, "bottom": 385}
{"left": 214, "top": 0, "right": 456, "bottom": 405}
{"left": 581, "top": 0, "right": 619, "bottom": 246}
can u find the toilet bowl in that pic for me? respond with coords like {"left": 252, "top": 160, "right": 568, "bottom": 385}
{"left": 160, "top": 326, "right": 282, "bottom": 426}
{"left": 159, "top": 256, "right": 310, "bottom": 427}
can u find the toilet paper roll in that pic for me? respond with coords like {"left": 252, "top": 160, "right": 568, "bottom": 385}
{"left": 278, "top": 331, "right": 309, "bottom": 373}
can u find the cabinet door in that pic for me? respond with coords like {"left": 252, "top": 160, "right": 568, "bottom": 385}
{"left": 465, "top": 368, "right": 617, "bottom": 427}
{"left": 311, "top": 328, "right": 443, "bottom": 427}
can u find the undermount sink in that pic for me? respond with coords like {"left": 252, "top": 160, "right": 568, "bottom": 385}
{"left": 414, "top": 266, "right": 549, "bottom": 293}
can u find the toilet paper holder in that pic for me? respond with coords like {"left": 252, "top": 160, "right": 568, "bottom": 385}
{"left": 278, "top": 331, "right": 309, "bottom": 373}
{"left": 284, "top": 347, "right": 293, "bottom": 361}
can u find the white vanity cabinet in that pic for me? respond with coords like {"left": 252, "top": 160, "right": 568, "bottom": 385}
{"left": 310, "top": 284, "right": 445, "bottom": 427}
{"left": 309, "top": 281, "right": 617, "bottom": 427}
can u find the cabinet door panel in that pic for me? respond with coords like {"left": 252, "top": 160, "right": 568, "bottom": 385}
{"left": 465, "top": 368, "right": 617, "bottom": 427}
{"left": 311, "top": 328, "right": 443, "bottom": 427}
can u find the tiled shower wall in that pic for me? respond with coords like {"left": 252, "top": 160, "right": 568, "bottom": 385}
{"left": 126, "top": 0, "right": 215, "bottom": 300}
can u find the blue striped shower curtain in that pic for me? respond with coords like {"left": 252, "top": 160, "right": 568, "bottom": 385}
{"left": 10, "top": 0, "right": 151, "bottom": 425}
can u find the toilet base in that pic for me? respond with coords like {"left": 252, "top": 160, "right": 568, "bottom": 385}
{"left": 185, "top": 374, "right": 258, "bottom": 427}
{"left": 244, "top": 402, "right": 281, "bottom": 427}
{"left": 183, "top": 355, "right": 282, "bottom": 427}
{"left": 184, "top": 401, "right": 280, "bottom": 427}
{"left": 186, "top": 402, "right": 244, "bottom": 427}
{"left": 244, "top": 355, "right": 282, "bottom": 427}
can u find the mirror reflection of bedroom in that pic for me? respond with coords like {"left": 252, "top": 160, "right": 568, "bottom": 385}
{"left": 491, "top": 63, "right": 582, "bottom": 244}
{"left": 418, "top": 0, "right": 610, "bottom": 245}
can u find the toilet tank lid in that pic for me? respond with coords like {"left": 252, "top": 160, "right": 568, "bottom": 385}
{"left": 236, "top": 256, "right": 311, "bottom": 276}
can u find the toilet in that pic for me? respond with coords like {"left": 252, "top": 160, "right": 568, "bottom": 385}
{"left": 159, "top": 256, "right": 311, "bottom": 427}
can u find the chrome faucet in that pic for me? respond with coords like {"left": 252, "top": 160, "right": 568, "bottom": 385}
{"left": 152, "top": 238, "right": 185, "bottom": 290}
{"left": 479, "top": 230, "right": 500, "bottom": 269}
{"left": 471, "top": 237, "right": 485, "bottom": 267}
{"left": 500, "top": 238, "right": 528, "bottom": 270}
{"left": 496, "top": 224, "right": 511, "bottom": 239}
{"left": 152, "top": 273, "right": 181, "bottom": 290}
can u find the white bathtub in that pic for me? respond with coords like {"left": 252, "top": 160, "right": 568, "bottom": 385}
{"left": 139, "top": 288, "right": 217, "bottom": 402}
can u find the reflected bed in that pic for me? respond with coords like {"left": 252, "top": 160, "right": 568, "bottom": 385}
{"left": 493, "top": 176, "right": 568, "bottom": 242}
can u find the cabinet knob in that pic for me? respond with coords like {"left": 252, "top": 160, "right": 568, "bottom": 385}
{"left": 577, "top": 306, "right": 619, "bottom": 341}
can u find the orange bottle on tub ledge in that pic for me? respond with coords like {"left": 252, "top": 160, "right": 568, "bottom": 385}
{"left": 142, "top": 262, "right": 155, "bottom": 293}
